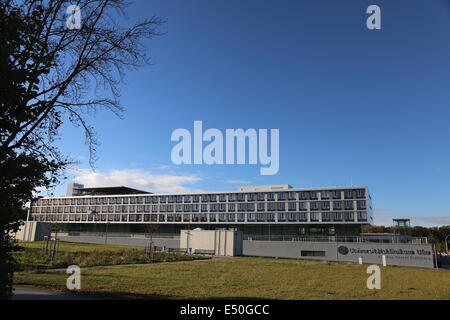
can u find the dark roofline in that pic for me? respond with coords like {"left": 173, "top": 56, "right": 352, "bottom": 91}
{"left": 73, "top": 186, "right": 151, "bottom": 195}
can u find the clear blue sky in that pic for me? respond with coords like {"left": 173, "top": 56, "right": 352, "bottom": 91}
{"left": 50, "top": 0, "right": 450, "bottom": 226}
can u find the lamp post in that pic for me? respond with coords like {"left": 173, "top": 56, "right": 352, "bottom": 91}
{"left": 105, "top": 218, "right": 109, "bottom": 245}
{"left": 445, "top": 235, "right": 449, "bottom": 254}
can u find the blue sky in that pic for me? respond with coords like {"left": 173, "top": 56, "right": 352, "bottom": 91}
{"left": 49, "top": 0, "right": 450, "bottom": 226}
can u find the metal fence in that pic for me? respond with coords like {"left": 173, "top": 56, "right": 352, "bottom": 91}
{"left": 244, "top": 234, "right": 428, "bottom": 244}
{"left": 59, "top": 231, "right": 180, "bottom": 239}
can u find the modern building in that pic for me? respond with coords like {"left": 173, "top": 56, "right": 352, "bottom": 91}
{"left": 29, "top": 184, "right": 373, "bottom": 237}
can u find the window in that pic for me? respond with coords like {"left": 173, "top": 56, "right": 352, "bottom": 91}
{"left": 277, "top": 212, "right": 286, "bottom": 221}
{"left": 356, "top": 189, "right": 366, "bottom": 198}
{"left": 267, "top": 202, "right": 275, "bottom": 211}
{"left": 310, "top": 201, "right": 319, "bottom": 211}
{"left": 277, "top": 202, "right": 286, "bottom": 211}
{"left": 321, "top": 201, "right": 330, "bottom": 210}
{"left": 344, "top": 211, "right": 354, "bottom": 221}
{"left": 183, "top": 195, "right": 191, "bottom": 203}
{"left": 219, "top": 194, "right": 226, "bottom": 202}
{"left": 257, "top": 202, "right": 265, "bottom": 211}
{"left": 298, "top": 191, "right": 307, "bottom": 200}
{"left": 288, "top": 212, "right": 297, "bottom": 221}
{"left": 299, "top": 212, "right": 307, "bottom": 221}
{"left": 332, "top": 190, "right": 341, "bottom": 199}
{"left": 301, "top": 251, "right": 325, "bottom": 257}
{"left": 344, "top": 201, "right": 354, "bottom": 210}
{"left": 310, "top": 191, "right": 318, "bottom": 200}
{"left": 237, "top": 193, "right": 245, "bottom": 201}
{"left": 333, "top": 201, "right": 342, "bottom": 210}
{"left": 257, "top": 193, "right": 265, "bottom": 201}
{"left": 334, "top": 212, "right": 343, "bottom": 221}
{"left": 288, "top": 202, "right": 296, "bottom": 211}
{"left": 298, "top": 202, "right": 307, "bottom": 211}
{"left": 310, "top": 212, "right": 319, "bottom": 221}
{"left": 322, "top": 212, "right": 330, "bottom": 221}
{"left": 158, "top": 214, "right": 165, "bottom": 222}
{"left": 229, "top": 193, "right": 236, "bottom": 201}
{"left": 321, "top": 191, "right": 330, "bottom": 199}
{"left": 357, "top": 211, "right": 367, "bottom": 221}
{"left": 247, "top": 193, "right": 256, "bottom": 201}
{"left": 357, "top": 200, "right": 366, "bottom": 210}
{"left": 344, "top": 190, "right": 354, "bottom": 199}
{"left": 267, "top": 193, "right": 275, "bottom": 201}
{"left": 277, "top": 192, "right": 287, "bottom": 201}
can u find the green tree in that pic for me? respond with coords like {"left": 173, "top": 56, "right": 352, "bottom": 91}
{"left": 0, "top": 0, "right": 164, "bottom": 299}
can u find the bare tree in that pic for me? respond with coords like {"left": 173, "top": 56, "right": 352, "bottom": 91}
{"left": 0, "top": 0, "right": 164, "bottom": 298}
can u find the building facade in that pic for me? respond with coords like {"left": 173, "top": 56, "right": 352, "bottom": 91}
{"left": 29, "top": 184, "right": 373, "bottom": 237}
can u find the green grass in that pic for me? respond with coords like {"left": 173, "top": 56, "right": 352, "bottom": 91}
{"left": 14, "top": 256, "right": 450, "bottom": 300}
{"left": 14, "top": 241, "right": 208, "bottom": 271}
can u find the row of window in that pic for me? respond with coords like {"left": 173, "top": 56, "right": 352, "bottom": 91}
{"left": 30, "top": 211, "right": 368, "bottom": 223}
{"left": 34, "top": 189, "right": 367, "bottom": 206}
{"left": 32, "top": 200, "right": 368, "bottom": 214}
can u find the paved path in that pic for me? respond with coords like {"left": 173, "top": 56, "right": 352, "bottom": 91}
{"left": 12, "top": 286, "right": 92, "bottom": 300}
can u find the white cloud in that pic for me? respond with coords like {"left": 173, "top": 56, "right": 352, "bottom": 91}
{"left": 224, "top": 179, "right": 252, "bottom": 184}
{"left": 71, "top": 169, "right": 204, "bottom": 193}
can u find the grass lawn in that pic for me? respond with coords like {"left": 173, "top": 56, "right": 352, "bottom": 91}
{"left": 14, "top": 241, "right": 208, "bottom": 271}
{"left": 14, "top": 255, "right": 450, "bottom": 300}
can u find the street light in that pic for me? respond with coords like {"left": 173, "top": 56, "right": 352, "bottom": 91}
{"left": 445, "top": 235, "right": 449, "bottom": 254}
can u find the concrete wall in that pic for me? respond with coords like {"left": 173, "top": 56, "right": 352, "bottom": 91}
{"left": 54, "top": 233, "right": 434, "bottom": 269}
{"left": 57, "top": 235, "right": 180, "bottom": 249}
{"left": 14, "top": 222, "right": 51, "bottom": 241}
{"left": 180, "top": 230, "right": 243, "bottom": 256}
{"left": 243, "top": 240, "right": 435, "bottom": 269}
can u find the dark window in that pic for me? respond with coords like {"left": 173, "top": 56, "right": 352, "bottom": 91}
{"left": 301, "top": 251, "right": 325, "bottom": 257}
